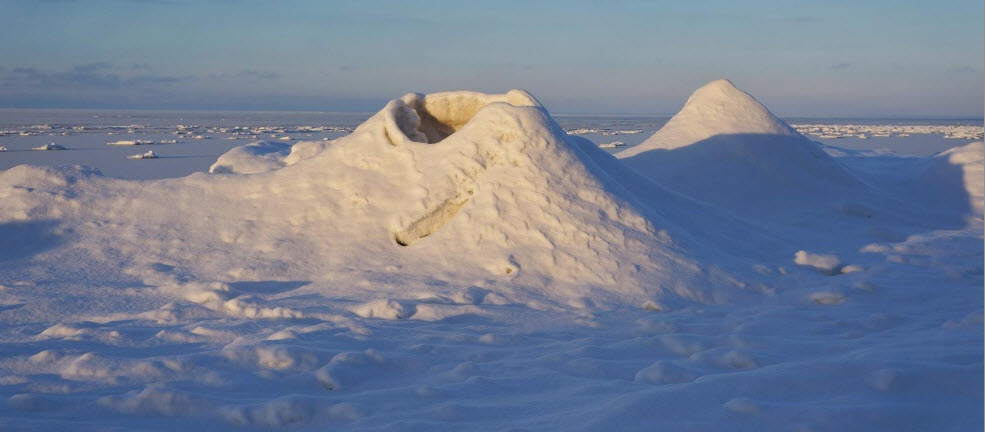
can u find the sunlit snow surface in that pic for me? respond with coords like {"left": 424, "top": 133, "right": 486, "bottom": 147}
{"left": 0, "top": 87, "right": 982, "bottom": 432}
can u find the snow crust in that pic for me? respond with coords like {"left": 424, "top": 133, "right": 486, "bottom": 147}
{"left": 0, "top": 85, "right": 981, "bottom": 431}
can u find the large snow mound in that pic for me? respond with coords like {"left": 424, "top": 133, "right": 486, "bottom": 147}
{"left": 0, "top": 89, "right": 737, "bottom": 308}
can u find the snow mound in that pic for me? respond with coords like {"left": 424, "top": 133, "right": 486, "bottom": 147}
{"left": 209, "top": 141, "right": 302, "bottom": 174}
{"left": 618, "top": 79, "right": 800, "bottom": 155}
{"left": 919, "top": 142, "right": 984, "bottom": 216}
{"left": 0, "top": 89, "right": 732, "bottom": 307}
{"left": 616, "top": 80, "right": 856, "bottom": 212}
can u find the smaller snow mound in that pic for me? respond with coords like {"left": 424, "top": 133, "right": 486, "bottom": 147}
{"left": 618, "top": 79, "right": 800, "bottom": 156}
{"left": 920, "top": 142, "right": 984, "bottom": 216}
{"left": 97, "top": 385, "right": 206, "bottom": 416}
{"left": 634, "top": 360, "right": 697, "bottom": 385}
{"left": 314, "top": 349, "right": 387, "bottom": 391}
{"left": 615, "top": 80, "right": 856, "bottom": 213}
{"left": 350, "top": 299, "right": 409, "bottom": 320}
{"left": 209, "top": 141, "right": 294, "bottom": 174}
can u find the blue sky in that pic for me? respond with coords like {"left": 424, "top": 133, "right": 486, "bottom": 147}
{"left": 0, "top": 0, "right": 982, "bottom": 116}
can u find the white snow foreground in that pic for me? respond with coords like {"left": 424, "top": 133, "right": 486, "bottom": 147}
{"left": 0, "top": 87, "right": 982, "bottom": 431}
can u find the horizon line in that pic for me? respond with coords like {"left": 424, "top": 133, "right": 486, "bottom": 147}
{"left": 0, "top": 106, "right": 982, "bottom": 121}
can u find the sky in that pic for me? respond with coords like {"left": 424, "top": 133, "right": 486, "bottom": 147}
{"left": 0, "top": 0, "right": 982, "bottom": 117}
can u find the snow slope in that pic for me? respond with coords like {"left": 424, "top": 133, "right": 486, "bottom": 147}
{"left": 0, "top": 87, "right": 981, "bottom": 431}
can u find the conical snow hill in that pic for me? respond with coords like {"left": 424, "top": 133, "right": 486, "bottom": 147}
{"left": 616, "top": 80, "right": 857, "bottom": 213}
{"left": 0, "top": 90, "right": 743, "bottom": 310}
{"left": 618, "top": 79, "right": 801, "bottom": 156}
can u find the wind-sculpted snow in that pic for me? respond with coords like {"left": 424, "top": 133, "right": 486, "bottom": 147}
{"left": 0, "top": 85, "right": 981, "bottom": 431}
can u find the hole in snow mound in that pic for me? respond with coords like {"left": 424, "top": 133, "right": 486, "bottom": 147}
{"left": 394, "top": 195, "right": 471, "bottom": 246}
{"left": 384, "top": 90, "right": 540, "bottom": 145}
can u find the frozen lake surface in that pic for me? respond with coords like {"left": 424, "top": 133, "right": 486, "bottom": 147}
{"left": 1, "top": 109, "right": 980, "bottom": 179}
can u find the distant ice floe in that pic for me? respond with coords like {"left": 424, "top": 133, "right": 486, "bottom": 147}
{"left": 127, "top": 150, "right": 159, "bottom": 159}
{"left": 32, "top": 142, "right": 66, "bottom": 151}
{"left": 566, "top": 128, "right": 643, "bottom": 136}
{"left": 174, "top": 124, "right": 354, "bottom": 141}
{"left": 597, "top": 141, "right": 626, "bottom": 148}
{"left": 0, "top": 146, "right": 7, "bottom": 152}
{"left": 792, "top": 124, "right": 984, "bottom": 140}
{"left": 108, "top": 139, "right": 155, "bottom": 146}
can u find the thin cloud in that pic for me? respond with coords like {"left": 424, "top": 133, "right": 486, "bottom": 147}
{"left": 793, "top": 16, "right": 822, "bottom": 23}
{"left": 236, "top": 69, "right": 283, "bottom": 80}
{"left": 0, "top": 63, "right": 193, "bottom": 89}
{"left": 948, "top": 65, "right": 977, "bottom": 73}
{"left": 208, "top": 69, "right": 283, "bottom": 81}
{"left": 829, "top": 63, "right": 851, "bottom": 70}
